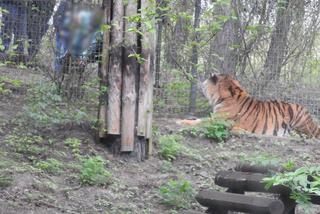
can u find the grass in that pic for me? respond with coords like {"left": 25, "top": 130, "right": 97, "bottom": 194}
{"left": 157, "top": 134, "right": 202, "bottom": 161}
{"left": 64, "top": 137, "right": 82, "bottom": 155}
{"left": 36, "top": 158, "right": 62, "bottom": 174}
{"left": 158, "top": 178, "right": 196, "bottom": 209}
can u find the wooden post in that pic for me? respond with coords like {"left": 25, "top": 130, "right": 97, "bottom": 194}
{"left": 138, "top": 0, "right": 155, "bottom": 155}
{"left": 98, "top": 0, "right": 112, "bottom": 138}
{"left": 121, "top": 0, "right": 139, "bottom": 152}
{"left": 99, "top": 0, "right": 155, "bottom": 160}
{"left": 107, "top": 0, "right": 124, "bottom": 135}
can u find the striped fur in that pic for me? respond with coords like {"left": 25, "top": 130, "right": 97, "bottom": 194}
{"left": 201, "top": 73, "right": 320, "bottom": 138}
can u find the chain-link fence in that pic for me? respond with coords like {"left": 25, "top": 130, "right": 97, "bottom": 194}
{"left": 1, "top": 0, "right": 320, "bottom": 120}
{"left": 0, "top": 0, "right": 103, "bottom": 99}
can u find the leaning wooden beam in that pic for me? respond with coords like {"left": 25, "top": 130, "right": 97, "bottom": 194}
{"left": 196, "top": 190, "right": 285, "bottom": 214}
{"left": 107, "top": 0, "right": 124, "bottom": 135}
{"left": 121, "top": 0, "right": 139, "bottom": 152}
{"left": 98, "top": 0, "right": 112, "bottom": 138}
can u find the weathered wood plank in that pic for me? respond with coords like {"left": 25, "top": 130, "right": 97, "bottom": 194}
{"left": 98, "top": 0, "right": 112, "bottom": 138}
{"left": 107, "top": 0, "right": 124, "bottom": 135}
{"left": 137, "top": 0, "right": 154, "bottom": 137}
{"left": 121, "top": 0, "right": 139, "bottom": 152}
{"left": 196, "top": 190, "right": 285, "bottom": 214}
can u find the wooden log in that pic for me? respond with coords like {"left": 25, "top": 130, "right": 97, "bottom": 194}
{"left": 196, "top": 190, "right": 285, "bottom": 214}
{"left": 235, "top": 163, "right": 292, "bottom": 174}
{"left": 98, "top": 0, "right": 112, "bottom": 138}
{"left": 179, "top": 210, "right": 205, "bottom": 214}
{"left": 138, "top": 0, "right": 155, "bottom": 138}
{"left": 311, "top": 195, "right": 320, "bottom": 205}
{"left": 107, "top": 0, "right": 124, "bottom": 135}
{"left": 121, "top": 0, "right": 139, "bottom": 152}
{"left": 215, "top": 171, "right": 291, "bottom": 195}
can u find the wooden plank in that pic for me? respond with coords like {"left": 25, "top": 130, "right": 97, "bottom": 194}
{"left": 107, "top": 0, "right": 124, "bottom": 135}
{"left": 196, "top": 190, "right": 284, "bottom": 214}
{"left": 137, "top": 0, "right": 155, "bottom": 137}
{"left": 215, "top": 171, "right": 291, "bottom": 195}
{"left": 98, "top": 0, "right": 112, "bottom": 138}
{"left": 121, "top": 0, "right": 139, "bottom": 152}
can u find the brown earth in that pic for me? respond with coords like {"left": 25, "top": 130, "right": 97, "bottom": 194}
{"left": 0, "top": 67, "right": 319, "bottom": 214}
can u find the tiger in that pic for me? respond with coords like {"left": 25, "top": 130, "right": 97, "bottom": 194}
{"left": 200, "top": 73, "right": 320, "bottom": 139}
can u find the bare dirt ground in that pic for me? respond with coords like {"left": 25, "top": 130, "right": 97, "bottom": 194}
{"left": 0, "top": 68, "right": 319, "bottom": 214}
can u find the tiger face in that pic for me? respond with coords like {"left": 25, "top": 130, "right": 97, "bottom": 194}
{"left": 201, "top": 73, "right": 247, "bottom": 107}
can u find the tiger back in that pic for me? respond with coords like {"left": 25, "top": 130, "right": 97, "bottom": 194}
{"left": 201, "top": 73, "right": 320, "bottom": 139}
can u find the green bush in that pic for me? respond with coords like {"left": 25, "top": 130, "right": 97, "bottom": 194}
{"left": 80, "top": 156, "right": 112, "bottom": 186}
{"left": 36, "top": 158, "right": 61, "bottom": 174}
{"left": 184, "top": 114, "right": 232, "bottom": 142}
{"left": 158, "top": 135, "right": 183, "bottom": 161}
{"left": 158, "top": 179, "right": 195, "bottom": 209}
{"left": 201, "top": 114, "right": 232, "bottom": 142}
{"left": 264, "top": 166, "right": 320, "bottom": 209}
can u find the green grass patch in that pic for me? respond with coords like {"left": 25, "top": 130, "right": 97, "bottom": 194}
{"left": 36, "top": 158, "right": 62, "bottom": 174}
{"left": 183, "top": 114, "right": 232, "bottom": 142}
{"left": 80, "top": 156, "right": 112, "bottom": 186}
{"left": 158, "top": 178, "right": 196, "bottom": 209}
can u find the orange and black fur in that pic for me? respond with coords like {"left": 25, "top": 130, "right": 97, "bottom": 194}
{"left": 201, "top": 73, "right": 320, "bottom": 138}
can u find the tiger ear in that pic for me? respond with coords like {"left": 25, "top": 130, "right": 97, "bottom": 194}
{"left": 210, "top": 74, "right": 218, "bottom": 84}
{"left": 228, "top": 86, "right": 236, "bottom": 97}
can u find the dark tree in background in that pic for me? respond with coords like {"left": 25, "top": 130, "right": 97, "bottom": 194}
{"left": 189, "top": 0, "right": 201, "bottom": 113}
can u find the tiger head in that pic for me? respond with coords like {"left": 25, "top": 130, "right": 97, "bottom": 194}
{"left": 201, "top": 73, "right": 248, "bottom": 106}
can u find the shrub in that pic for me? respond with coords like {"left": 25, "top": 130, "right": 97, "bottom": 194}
{"left": 36, "top": 158, "right": 61, "bottom": 174}
{"left": 158, "top": 135, "right": 183, "bottom": 161}
{"left": 80, "top": 156, "right": 112, "bottom": 186}
{"left": 158, "top": 179, "right": 196, "bottom": 209}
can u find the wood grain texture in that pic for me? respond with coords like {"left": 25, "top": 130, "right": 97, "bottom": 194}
{"left": 121, "top": 0, "right": 139, "bottom": 152}
{"left": 107, "top": 0, "right": 124, "bottom": 135}
{"left": 98, "top": 0, "right": 112, "bottom": 138}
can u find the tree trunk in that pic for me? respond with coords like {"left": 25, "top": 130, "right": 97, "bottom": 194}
{"left": 262, "top": 0, "right": 292, "bottom": 86}
{"left": 207, "top": 0, "right": 241, "bottom": 75}
{"left": 155, "top": 0, "right": 166, "bottom": 88}
{"left": 189, "top": 0, "right": 201, "bottom": 114}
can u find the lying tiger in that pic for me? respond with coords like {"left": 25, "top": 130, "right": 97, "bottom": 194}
{"left": 200, "top": 73, "right": 320, "bottom": 139}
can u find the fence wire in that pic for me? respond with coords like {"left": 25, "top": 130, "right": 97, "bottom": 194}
{"left": 1, "top": 0, "right": 320, "bottom": 120}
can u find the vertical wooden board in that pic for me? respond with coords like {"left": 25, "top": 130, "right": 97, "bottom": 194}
{"left": 121, "top": 0, "right": 139, "bottom": 152}
{"left": 98, "top": 0, "right": 112, "bottom": 138}
{"left": 137, "top": 0, "right": 150, "bottom": 136}
{"left": 107, "top": 0, "right": 124, "bottom": 135}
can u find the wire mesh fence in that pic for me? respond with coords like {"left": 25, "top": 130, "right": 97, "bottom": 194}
{"left": 1, "top": 0, "right": 320, "bottom": 120}
{"left": 0, "top": 0, "right": 103, "bottom": 99}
